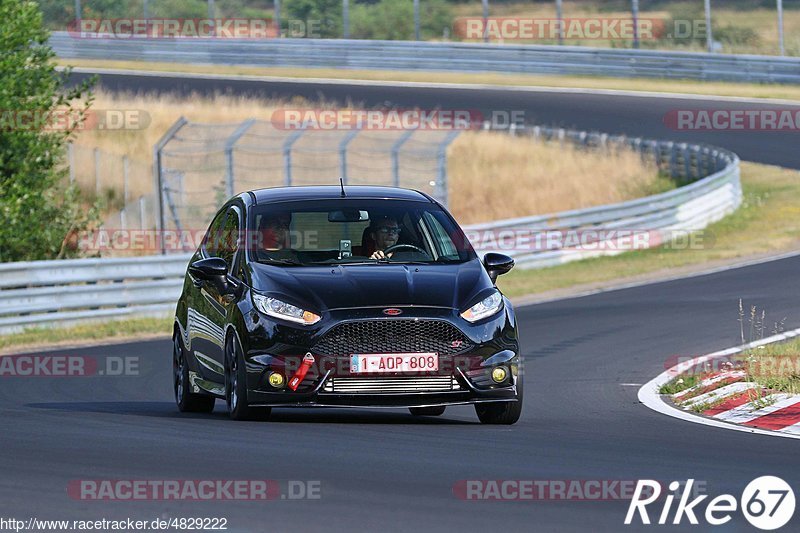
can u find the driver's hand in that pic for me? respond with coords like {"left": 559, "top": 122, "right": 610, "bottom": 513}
{"left": 370, "top": 250, "right": 393, "bottom": 260}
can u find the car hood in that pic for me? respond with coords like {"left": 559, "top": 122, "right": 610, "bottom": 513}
{"left": 249, "top": 260, "right": 493, "bottom": 312}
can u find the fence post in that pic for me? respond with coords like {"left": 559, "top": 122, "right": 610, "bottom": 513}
{"left": 391, "top": 130, "right": 415, "bottom": 187}
{"left": 152, "top": 117, "right": 188, "bottom": 254}
{"left": 414, "top": 0, "right": 420, "bottom": 40}
{"left": 343, "top": 0, "right": 349, "bottom": 39}
{"left": 123, "top": 155, "right": 129, "bottom": 204}
{"left": 777, "top": 0, "right": 785, "bottom": 56}
{"left": 120, "top": 208, "right": 127, "bottom": 230}
{"left": 339, "top": 128, "right": 361, "bottom": 184}
{"left": 139, "top": 196, "right": 146, "bottom": 230}
{"left": 436, "top": 131, "right": 461, "bottom": 207}
{"left": 224, "top": 119, "right": 256, "bottom": 197}
{"left": 283, "top": 129, "right": 306, "bottom": 186}
{"left": 704, "top": 0, "right": 713, "bottom": 53}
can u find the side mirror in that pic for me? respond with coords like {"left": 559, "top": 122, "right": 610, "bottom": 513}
{"left": 483, "top": 253, "right": 514, "bottom": 283}
{"left": 189, "top": 257, "right": 228, "bottom": 280}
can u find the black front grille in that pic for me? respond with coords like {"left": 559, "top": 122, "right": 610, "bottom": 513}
{"left": 313, "top": 319, "right": 473, "bottom": 357}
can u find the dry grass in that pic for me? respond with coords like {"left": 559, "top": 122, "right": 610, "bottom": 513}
{"left": 71, "top": 91, "right": 662, "bottom": 226}
{"left": 448, "top": 131, "right": 662, "bottom": 224}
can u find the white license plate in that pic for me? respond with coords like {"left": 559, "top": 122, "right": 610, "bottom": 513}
{"left": 350, "top": 353, "right": 438, "bottom": 374}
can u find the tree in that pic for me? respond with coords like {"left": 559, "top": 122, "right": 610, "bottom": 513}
{"left": 284, "top": 0, "right": 342, "bottom": 38}
{"left": 0, "top": 0, "right": 97, "bottom": 262}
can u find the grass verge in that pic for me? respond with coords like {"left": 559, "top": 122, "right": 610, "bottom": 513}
{"left": 0, "top": 317, "right": 172, "bottom": 354}
{"left": 743, "top": 339, "right": 800, "bottom": 395}
{"left": 60, "top": 59, "right": 800, "bottom": 102}
{"left": 497, "top": 162, "right": 800, "bottom": 299}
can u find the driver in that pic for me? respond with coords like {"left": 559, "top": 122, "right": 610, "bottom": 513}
{"left": 369, "top": 215, "right": 401, "bottom": 260}
{"left": 257, "top": 211, "right": 297, "bottom": 261}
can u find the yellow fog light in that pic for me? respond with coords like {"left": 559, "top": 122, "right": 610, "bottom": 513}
{"left": 491, "top": 366, "right": 508, "bottom": 383}
{"left": 268, "top": 372, "right": 285, "bottom": 388}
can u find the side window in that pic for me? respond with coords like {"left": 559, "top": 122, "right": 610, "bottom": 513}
{"left": 202, "top": 209, "right": 228, "bottom": 257}
{"left": 423, "top": 212, "right": 458, "bottom": 258}
{"left": 217, "top": 210, "right": 240, "bottom": 274}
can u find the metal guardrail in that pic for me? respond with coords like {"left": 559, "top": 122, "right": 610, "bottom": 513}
{"left": 0, "top": 128, "right": 741, "bottom": 334}
{"left": 0, "top": 255, "right": 191, "bottom": 333}
{"left": 468, "top": 125, "right": 741, "bottom": 269}
{"left": 50, "top": 32, "right": 800, "bottom": 84}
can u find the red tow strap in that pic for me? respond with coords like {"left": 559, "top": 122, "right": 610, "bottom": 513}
{"left": 288, "top": 352, "right": 315, "bottom": 391}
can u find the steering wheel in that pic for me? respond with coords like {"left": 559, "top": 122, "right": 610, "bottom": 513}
{"left": 384, "top": 243, "right": 428, "bottom": 255}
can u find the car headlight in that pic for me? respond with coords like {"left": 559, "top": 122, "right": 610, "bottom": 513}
{"left": 252, "top": 294, "right": 321, "bottom": 325}
{"left": 460, "top": 291, "right": 503, "bottom": 322}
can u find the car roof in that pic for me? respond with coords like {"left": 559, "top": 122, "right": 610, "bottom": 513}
{"left": 250, "top": 185, "right": 433, "bottom": 205}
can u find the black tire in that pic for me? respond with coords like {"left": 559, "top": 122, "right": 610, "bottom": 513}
{"left": 225, "top": 334, "right": 271, "bottom": 421}
{"left": 173, "top": 332, "right": 215, "bottom": 413}
{"left": 409, "top": 406, "right": 446, "bottom": 416}
{"left": 474, "top": 372, "right": 523, "bottom": 425}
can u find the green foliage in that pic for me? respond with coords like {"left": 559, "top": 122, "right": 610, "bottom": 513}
{"left": 351, "top": 0, "right": 452, "bottom": 41}
{"left": 0, "top": 0, "right": 98, "bottom": 262}
{"left": 284, "top": 0, "right": 342, "bottom": 38}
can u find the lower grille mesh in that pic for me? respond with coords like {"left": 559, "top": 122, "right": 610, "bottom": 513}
{"left": 323, "top": 376, "right": 461, "bottom": 394}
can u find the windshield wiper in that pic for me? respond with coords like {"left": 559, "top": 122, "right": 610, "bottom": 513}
{"left": 257, "top": 258, "right": 303, "bottom": 266}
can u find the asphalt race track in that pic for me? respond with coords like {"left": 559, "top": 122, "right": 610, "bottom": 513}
{"left": 2, "top": 72, "right": 797, "bottom": 531}
{"left": 69, "top": 70, "right": 800, "bottom": 169}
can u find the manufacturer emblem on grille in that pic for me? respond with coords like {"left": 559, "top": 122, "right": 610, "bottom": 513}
{"left": 383, "top": 308, "right": 403, "bottom": 316}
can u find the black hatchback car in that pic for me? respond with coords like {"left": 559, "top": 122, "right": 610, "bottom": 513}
{"left": 173, "top": 186, "right": 522, "bottom": 424}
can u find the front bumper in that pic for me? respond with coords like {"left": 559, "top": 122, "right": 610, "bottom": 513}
{"left": 246, "top": 368, "right": 521, "bottom": 408}
{"left": 239, "top": 303, "right": 521, "bottom": 408}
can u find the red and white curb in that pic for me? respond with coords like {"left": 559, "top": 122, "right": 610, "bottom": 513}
{"left": 638, "top": 327, "right": 800, "bottom": 439}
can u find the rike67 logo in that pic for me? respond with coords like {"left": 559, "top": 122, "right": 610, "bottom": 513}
{"left": 625, "top": 477, "right": 795, "bottom": 530}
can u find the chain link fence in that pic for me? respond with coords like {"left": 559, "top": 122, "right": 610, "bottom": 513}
{"left": 66, "top": 144, "right": 158, "bottom": 232}
{"left": 153, "top": 117, "right": 460, "bottom": 235}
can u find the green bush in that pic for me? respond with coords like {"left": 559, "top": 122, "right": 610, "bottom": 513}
{"left": 0, "top": 0, "right": 99, "bottom": 262}
{"left": 284, "top": 0, "right": 342, "bottom": 38}
{"left": 351, "top": 0, "right": 452, "bottom": 41}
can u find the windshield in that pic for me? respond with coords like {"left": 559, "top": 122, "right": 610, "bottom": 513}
{"left": 247, "top": 199, "right": 475, "bottom": 266}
